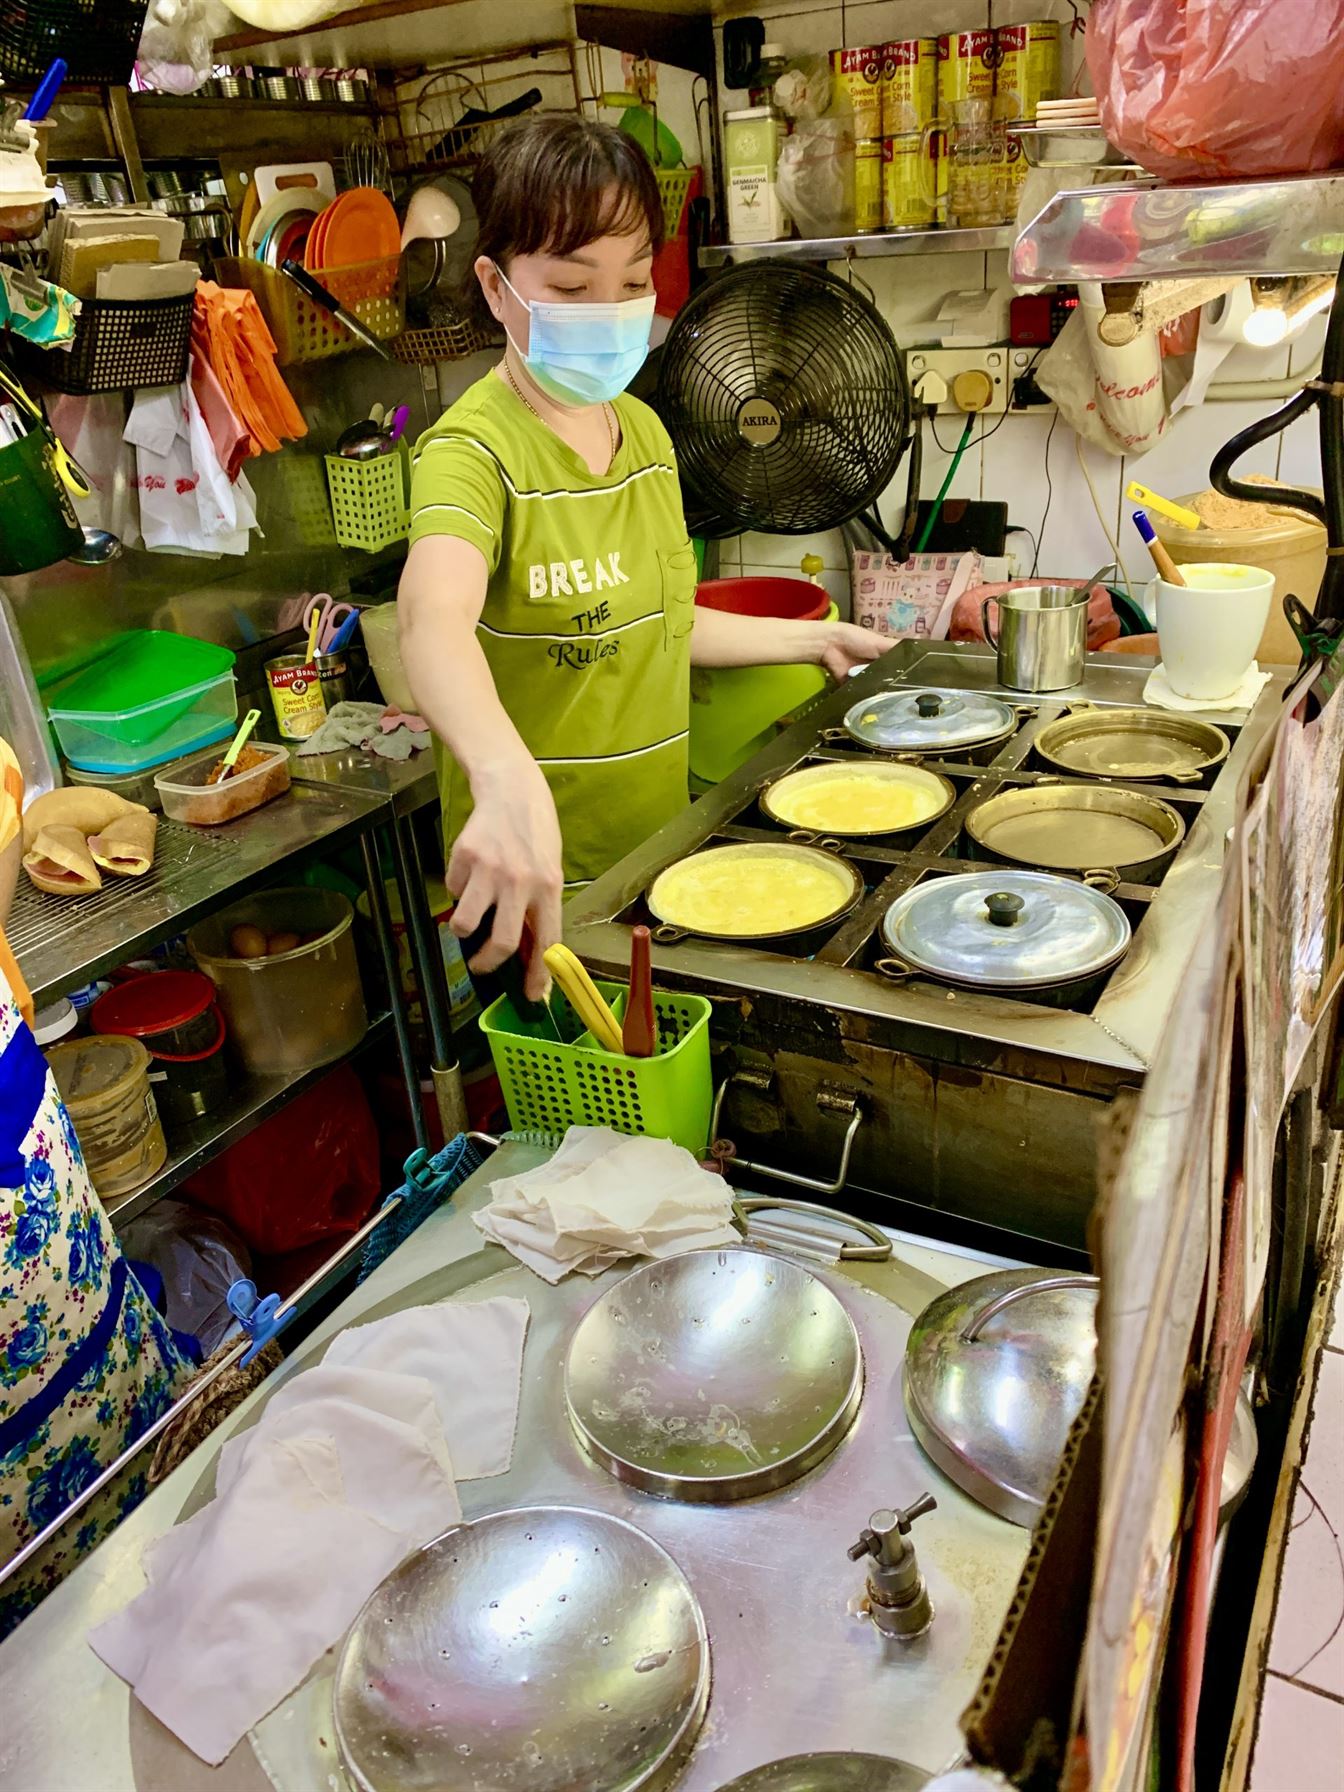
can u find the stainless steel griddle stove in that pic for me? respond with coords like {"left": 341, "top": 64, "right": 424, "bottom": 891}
{"left": 567, "top": 642, "right": 1284, "bottom": 1254}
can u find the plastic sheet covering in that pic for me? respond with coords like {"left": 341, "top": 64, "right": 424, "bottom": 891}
{"left": 1086, "top": 0, "right": 1344, "bottom": 179}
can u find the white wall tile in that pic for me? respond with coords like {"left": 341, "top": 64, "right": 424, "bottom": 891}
{"left": 1251, "top": 1676, "right": 1344, "bottom": 1792}
{"left": 716, "top": 3, "right": 842, "bottom": 47}
{"left": 1288, "top": 314, "right": 1329, "bottom": 378}
{"left": 1277, "top": 410, "right": 1325, "bottom": 495}
{"left": 1208, "top": 340, "right": 1291, "bottom": 387}
{"left": 849, "top": 250, "right": 991, "bottom": 340}
{"left": 843, "top": 0, "right": 985, "bottom": 47}
{"left": 736, "top": 526, "right": 848, "bottom": 569}
{"left": 983, "top": 410, "right": 1124, "bottom": 581}
{"left": 1122, "top": 401, "right": 1279, "bottom": 511}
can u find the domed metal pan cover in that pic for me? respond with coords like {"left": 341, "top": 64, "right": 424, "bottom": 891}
{"left": 843, "top": 687, "right": 1018, "bottom": 755}
{"left": 566, "top": 1247, "right": 863, "bottom": 1501}
{"left": 334, "top": 1505, "right": 709, "bottom": 1792}
{"left": 716, "top": 1753, "right": 928, "bottom": 1790}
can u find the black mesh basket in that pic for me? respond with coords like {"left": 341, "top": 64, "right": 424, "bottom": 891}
{"left": 0, "top": 0, "right": 151, "bottom": 84}
{"left": 14, "top": 291, "right": 195, "bottom": 395}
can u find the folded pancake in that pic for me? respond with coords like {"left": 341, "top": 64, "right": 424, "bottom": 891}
{"left": 88, "top": 809, "right": 158, "bottom": 878}
{"left": 21, "top": 787, "right": 149, "bottom": 850}
{"left": 23, "top": 824, "right": 102, "bottom": 895}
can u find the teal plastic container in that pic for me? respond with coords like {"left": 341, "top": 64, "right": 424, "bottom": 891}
{"left": 45, "top": 630, "right": 237, "bottom": 774}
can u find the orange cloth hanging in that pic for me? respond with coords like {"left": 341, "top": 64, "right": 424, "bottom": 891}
{"left": 0, "top": 738, "right": 34, "bottom": 1028}
{"left": 192, "top": 281, "right": 307, "bottom": 458}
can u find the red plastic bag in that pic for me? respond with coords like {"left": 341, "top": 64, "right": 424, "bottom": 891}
{"left": 1087, "top": 0, "right": 1344, "bottom": 179}
{"left": 180, "top": 1065, "right": 381, "bottom": 1257}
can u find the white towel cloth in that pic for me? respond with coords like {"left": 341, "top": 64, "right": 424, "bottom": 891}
{"left": 1143, "top": 661, "right": 1271, "bottom": 713}
{"left": 89, "top": 1296, "right": 529, "bottom": 1765}
{"left": 473, "top": 1126, "right": 738, "bottom": 1283}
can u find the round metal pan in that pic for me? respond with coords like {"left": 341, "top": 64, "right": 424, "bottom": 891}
{"left": 1034, "top": 707, "right": 1229, "bottom": 783}
{"left": 760, "top": 759, "right": 955, "bottom": 841}
{"left": 334, "top": 1506, "right": 710, "bottom": 1792}
{"left": 565, "top": 1248, "right": 864, "bottom": 1501}
{"left": 647, "top": 841, "right": 863, "bottom": 948}
{"left": 965, "top": 782, "right": 1185, "bottom": 885}
{"left": 716, "top": 1755, "right": 928, "bottom": 1791}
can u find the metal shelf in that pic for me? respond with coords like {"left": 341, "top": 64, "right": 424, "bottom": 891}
{"left": 699, "top": 225, "right": 1015, "bottom": 268}
{"left": 103, "top": 1012, "right": 393, "bottom": 1233}
{"left": 1012, "top": 170, "right": 1344, "bottom": 282}
{"left": 11, "top": 783, "right": 386, "bottom": 1011}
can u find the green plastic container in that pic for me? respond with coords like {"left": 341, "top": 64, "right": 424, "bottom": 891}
{"left": 480, "top": 979, "right": 713, "bottom": 1153}
{"left": 45, "top": 630, "right": 237, "bottom": 773}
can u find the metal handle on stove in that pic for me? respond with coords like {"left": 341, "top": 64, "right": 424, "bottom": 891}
{"left": 711, "top": 1074, "right": 866, "bottom": 1198}
{"left": 734, "top": 1193, "right": 891, "bottom": 1261}
{"left": 651, "top": 922, "right": 689, "bottom": 945}
{"left": 1082, "top": 867, "right": 1121, "bottom": 893}
{"left": 874, "top": 956, "right": 916, "bottom": 985}
{"left": 960, "top": 1272, "right": 1099, "bottom": 1341}
{"left": 786, "top": 829, "right": 848, "bottom": 852}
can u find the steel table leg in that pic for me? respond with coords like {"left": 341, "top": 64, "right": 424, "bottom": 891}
{"left": 361, "top": 829, "right": 428, "bottom": 1153}
{"left": 390, "top": 814, "right": 466, "bottom": 1139}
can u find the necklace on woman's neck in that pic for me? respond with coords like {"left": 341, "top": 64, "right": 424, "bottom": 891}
{"left": 501, "top": 359, "right": 617, "bottom": 466}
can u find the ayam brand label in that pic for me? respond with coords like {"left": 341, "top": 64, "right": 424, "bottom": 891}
{"left": 939, "top": 29, "right": 994, "bottom": 60}
{"left": 835, "top": 46, "right": 882, "bottom": 82}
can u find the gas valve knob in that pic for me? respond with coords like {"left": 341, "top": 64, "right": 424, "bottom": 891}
{"left": 848, "top": 1492, "right": 937, "bottom": 1641}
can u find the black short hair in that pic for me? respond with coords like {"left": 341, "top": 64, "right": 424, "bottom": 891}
{"left": 473, "top": 114, "right": 665, "bottom": 270}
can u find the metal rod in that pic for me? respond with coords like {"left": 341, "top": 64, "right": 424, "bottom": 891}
{"left": 361, "top": 828, "right": 428, "bottom": 1154}
{"left": 711, "top": 1079, "right": 867, "bottom": 1198}
{"left": 390, "top": 814, "right": 454, "bottom": 1069}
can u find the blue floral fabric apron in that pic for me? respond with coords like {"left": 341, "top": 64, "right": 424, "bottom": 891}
{"left": 0, "top": 970, "right": 190, "bottom": 1636}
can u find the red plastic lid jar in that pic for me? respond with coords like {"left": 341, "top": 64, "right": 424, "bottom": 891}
{"left": 91, "top": 971, "right": 223, "bottom": 1062}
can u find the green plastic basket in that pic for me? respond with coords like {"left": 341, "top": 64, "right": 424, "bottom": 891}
{"left": 324, "top": 444, "right": 410, "bottom": 553}
{"left": 480, "top": 979, "right": 713, "bottom": 1153}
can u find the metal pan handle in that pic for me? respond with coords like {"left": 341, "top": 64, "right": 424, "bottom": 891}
{"left": 1082, "top": 867, "right": 1121, "bottom": 894}
{"left": 651, "top": 922, "right": 689, "bottom": 945}
{"left": 710, "top": 1075, "right": 866, "bottom": 1199}
{"left": 874, "top": 955, "right": 916, "bottom": 985}
{"left": 960, "top": 1272, "right": 1100, "bottom": 1341}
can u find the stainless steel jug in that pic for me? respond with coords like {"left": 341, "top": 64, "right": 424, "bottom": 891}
{"left": 982, "top": 585, "right": 1088, "bottom": 692}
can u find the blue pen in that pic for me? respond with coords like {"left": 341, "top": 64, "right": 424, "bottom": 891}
{"left": 327, "top": 608, "right": 362, "bottom": 653}
{"left": 23, "top": 59, "right": 67, "bottom": 122}
{"left": 1131, "top": 509, "right": 1183, "bottom": 585}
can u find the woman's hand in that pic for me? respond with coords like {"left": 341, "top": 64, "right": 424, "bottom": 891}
{"left": 447, "top": 759, "right": 564, "bottom": 1001}
{"left": 814, "top": 619, "right": 894, "bottom": 682}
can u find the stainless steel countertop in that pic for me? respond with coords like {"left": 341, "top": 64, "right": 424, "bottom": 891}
{"left": 0, "top": 1148, "right": 1030, "bottom": 1792}
{"left": 11, "top": 782, "right": 388, "bottom": 1011}
{"left": 287, "top": 744, "right": 437, "bottom": 820}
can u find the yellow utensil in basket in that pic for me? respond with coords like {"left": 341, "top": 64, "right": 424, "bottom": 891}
{"left": 543, "top": 943, "right": 624, "bottom": 1052}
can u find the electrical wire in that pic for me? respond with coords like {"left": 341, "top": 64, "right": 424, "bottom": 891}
{"left": 915, "top": 411, "right": 975, "bottom": 553}
{"left": 1032, "top": 409, "right": 1061, "bottom": 576}
{"left": 1073, "top": 430, "right": 1133, "bottom": 591}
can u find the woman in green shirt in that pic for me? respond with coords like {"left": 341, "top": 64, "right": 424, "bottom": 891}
{"left": 400, "top": 116, "right": 890, "bottom": 999}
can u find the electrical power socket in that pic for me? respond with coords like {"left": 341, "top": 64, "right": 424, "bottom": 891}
{"left": 906, "top": 346, "right": 1057, "bottom": 415}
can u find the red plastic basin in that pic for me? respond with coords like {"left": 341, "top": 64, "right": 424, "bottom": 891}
{"left": 695, "top": 576, "right": 830, "bottom": 624}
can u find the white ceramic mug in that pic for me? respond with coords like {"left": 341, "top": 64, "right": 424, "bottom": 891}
{"left": 1151, "top": 562, "right": 1274, "bottom": 700}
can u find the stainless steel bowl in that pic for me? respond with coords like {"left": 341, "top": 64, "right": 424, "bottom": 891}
{"left": 334, "top": 1506, "right": 710, "bottom": 1792}
{"left": 566, "top": 1248, "right": 864, "bottom": 1501}
{"left": 965, "top": 781, "right": 1186, "bottom": 885}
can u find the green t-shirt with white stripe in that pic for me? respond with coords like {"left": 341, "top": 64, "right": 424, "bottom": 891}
{"left": 409, "top": 372, "right": 696, "bottom": 889}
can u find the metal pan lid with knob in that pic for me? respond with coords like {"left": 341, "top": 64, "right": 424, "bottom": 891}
{"left": 879, "top": 868, "right": 1131, "bottom": 992}
{"left": 1034, "top": 706, "right": 1230, "bottom": 783}
{"left": 842, "top": 687, "right": 1018, "bottom": 755}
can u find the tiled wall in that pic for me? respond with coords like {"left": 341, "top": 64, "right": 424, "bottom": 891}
{"left": 709, "top": 0, "right": 1328, "bottom": 613}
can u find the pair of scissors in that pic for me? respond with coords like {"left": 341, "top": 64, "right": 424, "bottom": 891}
{"left": 304, "top": 592, "right": 358, "bottom": 653}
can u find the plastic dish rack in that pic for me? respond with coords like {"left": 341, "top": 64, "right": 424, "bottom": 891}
{"left": 393, "top": 312, "right": 496, "bottom": 366}
{"left": 15, "top": 291, "right": 194, "bottom": 395}
{"left": 0, "top": 0, "right": 149, "bottom": 83}
{"left": 215, "top": 256, "right": 404, "bottom": 366}
{"left": 480, "top": 981, "right": 713, "bottom": 1153}
{"left": 325, "top": 445, "right": 410, "bottom": 553}
{"left": 655, "top": 168, "right": 696, "bottom": 237}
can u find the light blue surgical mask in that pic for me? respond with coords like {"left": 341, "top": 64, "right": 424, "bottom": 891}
{"left": 495, "top": 264, "right": 656, "bottom": 407}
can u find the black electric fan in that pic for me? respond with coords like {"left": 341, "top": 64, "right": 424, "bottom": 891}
{"left": 655, "top": 260, "right": 917, "bottom": 545}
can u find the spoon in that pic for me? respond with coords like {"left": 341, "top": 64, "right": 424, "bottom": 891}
{"left": 216, "top": 708, "right": 262, "bottom": 780}
{"left": 66, "top": 527, "right": 122, "bottom": 565}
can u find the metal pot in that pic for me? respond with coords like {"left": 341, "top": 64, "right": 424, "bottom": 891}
{"left": 1034, "top": 706, "right": 1230, "bottom": 784}
{"left": 965, "top": 781, "right": 1185, "bottom": 885}
{"left": 878, "top": 867, "right": 1131, "bottom": 1001}
{"left": 842, "top": 687, "right": 1018, "bottom": 758}
{"left": 647, "top": 841, "right": 862, "bottom": 949}
{"left": 983, "top": 583, "right": 1088, "bottom": 692}
{"left": 760, "top": 758, "right": 955, "bottom": 841}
